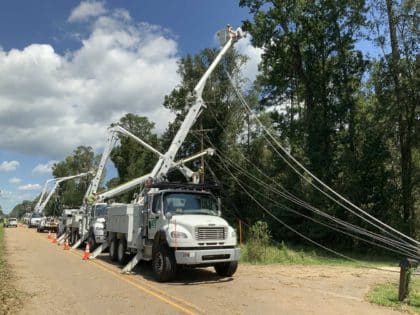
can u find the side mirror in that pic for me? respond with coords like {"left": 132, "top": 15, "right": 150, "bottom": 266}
{"left": 217, "top": 198, "right": 222, "bottom": 216}
{"left": 165, "top": 212, "right": 173, "bottom": 221}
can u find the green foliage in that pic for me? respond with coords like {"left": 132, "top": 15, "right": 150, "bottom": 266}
{"left": 244, "top": 221, "right": 271, "bottom": 262}
{"left": 50, "top": 146, "right": 98, "bottom": 215}
{"left": 109, "top": 113, "right": 160, "bottom": 202}
{"left": 9, "top": 200, "right": 33, "bottom": 219}
{"left": 367, "top": 278, "right": 420, "bottom": 314}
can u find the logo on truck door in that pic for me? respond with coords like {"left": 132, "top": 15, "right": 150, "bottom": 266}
{"left": 149, "top": 217, "right": 158, "bottom": 229}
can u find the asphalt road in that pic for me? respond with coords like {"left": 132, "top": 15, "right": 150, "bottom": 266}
{"left": 5, "top": 227, "right": 404, "bottom": 315}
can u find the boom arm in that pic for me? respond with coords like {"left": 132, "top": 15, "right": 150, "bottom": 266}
{"left": 34, "top": 178, "right": 56, "bottom": 212}
{"left": 96, "top": 148, "right": 215, "bottom": 201}
{"left": 36, "top": 172, "right": 92, "bottom": 214}
{"left": 84, "top": 125, "right": 164, "bottom": 202}
{"left": 152, "top": 26, "right": 243, "bottom": 180}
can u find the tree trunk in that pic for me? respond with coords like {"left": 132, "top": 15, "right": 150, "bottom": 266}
{"left": 385, "top": 0, "right": 414, "bottom": 236}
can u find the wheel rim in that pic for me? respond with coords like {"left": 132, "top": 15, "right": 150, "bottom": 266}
{"left": 110, "top": 241, "right": 115, "bottom": 256}
{"left": 118, "top": 242, "right": 124, "bottom": 261}
{"left": 154, "top": 252, "right": 163, "bottom": 274}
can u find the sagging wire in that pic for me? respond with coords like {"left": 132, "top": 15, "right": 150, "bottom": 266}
{"left": 211, "top": 153, "right": 420, "bottom": 260}
{"left": 203, "top": 104, "right": 419, "bottom": 256}
{"left": 212, "top": 149, "right": 399, "bottom": 273}
{"left": 225, "top": 71, "right": 419, "bottom": 248}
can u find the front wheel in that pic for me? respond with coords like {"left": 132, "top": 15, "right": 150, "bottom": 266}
{"left": 87, "top": 234, "right": 96, "bottom": 251}
{"left": 109, "top": 238, "right": 118, "bottom": 262}
{"left": 214, "top": 261, "right": 238, "bottom": 277}
{"left": 117, "top": 238, "right": 129, "bottom": 265}
{"left": 152, "top": 244, "right": 177, "bottom": 282}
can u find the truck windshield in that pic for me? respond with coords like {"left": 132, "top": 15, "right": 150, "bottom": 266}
{"left": 163, "top": 193, "right": 218, "bottom": 215}
{"left": 95, "top": 205, "right": 107, "bottom": 217}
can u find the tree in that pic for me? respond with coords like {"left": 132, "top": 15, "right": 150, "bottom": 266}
{"left": 369, "top": 0, "right": 419, "bottom": 236}
{"left": 161, "top": 47, "right": 259, "bottom": 224}
{"left": 50, "top": 146, "right": 97, "bottom": 214}
{"left": 9, "top": 200, "right": 33, "bottom": 219}
{"left": 239, "top": 0, "right": 370, "bottom": 241}
{"left": 109, "top": 114, "right": 160, "bottom": 201}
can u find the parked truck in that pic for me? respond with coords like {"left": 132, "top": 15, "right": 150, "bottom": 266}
{"left": 100, "top": 26, "right": 244, "bottom": 281}
{"left": 68, "top": 125, "right": 213, "bottom": 250}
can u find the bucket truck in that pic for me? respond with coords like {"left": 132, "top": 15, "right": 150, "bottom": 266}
{"left": 103, "top": 26, "right": 243, "bottom": 281}
{"left": 68, "top": 125, "right": 214, "bottom": 250}
{"left": 31, "top": 172, "right": 92, "bottom": 233}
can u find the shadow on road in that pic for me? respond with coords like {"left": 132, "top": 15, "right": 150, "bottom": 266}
{"left": 93, "top": 252, "right": 234, "bottom": 286}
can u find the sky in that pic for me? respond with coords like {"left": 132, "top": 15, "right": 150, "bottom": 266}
{"left": 0, "top": 1, "right": 262, "bottom": 213}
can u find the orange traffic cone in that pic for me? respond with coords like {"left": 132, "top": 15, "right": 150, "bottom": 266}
{"left": 63, "top": 238, "right": 70, "bottom": 250}
{"left": 52, "top": 234, "right": 57, "bottom": 244}
{"left": 47, "top": 231, "right": 51, "bottom": 239}
{"left": 83, "top": 242, "right": 90, "bottom": 260}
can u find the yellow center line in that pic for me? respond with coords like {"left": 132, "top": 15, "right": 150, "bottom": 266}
{"left": 29, "top": 228, "right": 201, "bottom": 315}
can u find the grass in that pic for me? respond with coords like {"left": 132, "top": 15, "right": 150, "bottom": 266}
{"left": 240, "top": 241, "right": 397, "bottom": 268}
{"left": 0, "top": 225, "right": 22, "bottom": 314}
{"left": 367, "top": 277, "right": 420, "bottom": 314}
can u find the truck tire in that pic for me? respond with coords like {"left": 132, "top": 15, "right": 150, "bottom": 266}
{"left": 109, "top": 238, "right": 119, "bottom": 262}
{"left": 214, "top": 261, "right": 238, "bottom": 277}
{"left": 152, "top": 244, "right": 177, "bottom": 282}
{"left": 117, "top": 238, "right": 129, "bottom": 265}
{"left": 87, "top": 234, "right": 96, "bottom": 251}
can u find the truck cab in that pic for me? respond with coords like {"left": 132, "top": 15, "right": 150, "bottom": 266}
{"left": 106, "top": 184, "right": 240, "bottom": 282}
{"left": 148, "top": 188, "right": 240, "bottom": 281}
{"left": 87, "top": 203, "right": 108, "bottom": 249}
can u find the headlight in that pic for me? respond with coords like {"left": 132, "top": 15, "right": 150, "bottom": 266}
{"left": 170, "top": 231, "right": 188, "bottom": 238}
{"left": 231, "top": 229, "right": 237, "bottom": 238}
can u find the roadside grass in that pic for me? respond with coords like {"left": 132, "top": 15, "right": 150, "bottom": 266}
{"left": 367, "top": 278, "right": 420, "bottom": 314}
{"left": 240, "top": 241, "right": 397, "bottom": 268}
{"left": 0, "top": 225, "right": 22, "bottom": 314}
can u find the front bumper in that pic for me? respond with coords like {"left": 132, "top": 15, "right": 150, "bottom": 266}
{"left": 174, "top": 247, "right": 240, "bottom": 265}
{"left": 95, "top": 234, "right": 106, "bottom": 243}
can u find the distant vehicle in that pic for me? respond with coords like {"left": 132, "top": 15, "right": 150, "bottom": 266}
{"left": 28, "top": 213, "right": 43, "bottom": 228}
{"left": 7, "top": 218, "right": 18, "bottom": 228}
{"left": 23, "top": 213, "right": 31, "bottom": 225}
{"left": 37, "top": 216, "right": 59, "bottom": 233}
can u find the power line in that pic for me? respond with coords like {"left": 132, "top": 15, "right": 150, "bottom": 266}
{"left": 225, "top": 71, "right": 419, "bottom": 248}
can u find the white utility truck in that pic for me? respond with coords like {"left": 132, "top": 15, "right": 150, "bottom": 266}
{"left": 101, "top": 26, "right": 244, "bottom": 281}
{"left": 68, "top": 125, "right": 213, "bottom": 250}
{"left": 32, "top": 173, "right": 91, "bottom": 233}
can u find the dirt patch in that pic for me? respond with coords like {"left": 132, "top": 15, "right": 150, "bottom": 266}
{"left": 5, "top": 227, "right": 406, "bottom": 315}
{"left": 0, "top": 228, "right": 24, "bottom": 315}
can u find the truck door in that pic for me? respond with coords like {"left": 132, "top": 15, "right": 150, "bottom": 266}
{"left": 148, "top": 194, "right": 161, "bottom": 240}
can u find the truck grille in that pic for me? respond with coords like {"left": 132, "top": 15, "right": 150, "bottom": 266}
{"left": 195, "top": 227, "right": 226, "bottom": 240}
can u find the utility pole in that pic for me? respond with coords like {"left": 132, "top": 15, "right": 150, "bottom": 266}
{"left": 192, "top": 121, "right": 214, "bottom": 184}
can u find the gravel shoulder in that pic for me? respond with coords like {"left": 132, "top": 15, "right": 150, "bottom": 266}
{"left": 6, "top": 227, "right": 405, "bottom": 315}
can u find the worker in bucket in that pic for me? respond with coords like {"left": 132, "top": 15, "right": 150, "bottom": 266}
{"left": 86, "top": 192, "right": 96, "bottom": 205}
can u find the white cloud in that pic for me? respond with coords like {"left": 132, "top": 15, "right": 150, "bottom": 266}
{"left": 18, "top": 184, "right": 42, "bottom": 191}
{"left": 0, "top": 5, "right": 178, "bottom": 158}
{"left": 0, "top": 161, "right": 20, "bottom": 172}
{"left": 8, "top": 177, "right": 22, "bottom": 184}
{"left": 235, "top": 36, "right": 263, "bottom": 83}
{"left": 32, "top": 160, "right": 57, "bottom": 175}
{"left": 68, "top": 1, "right": 107, "bottom": 22}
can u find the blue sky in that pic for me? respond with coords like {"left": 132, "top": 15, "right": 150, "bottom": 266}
{"left": 0, "top": 1, "right": 260, "bottom": 213}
